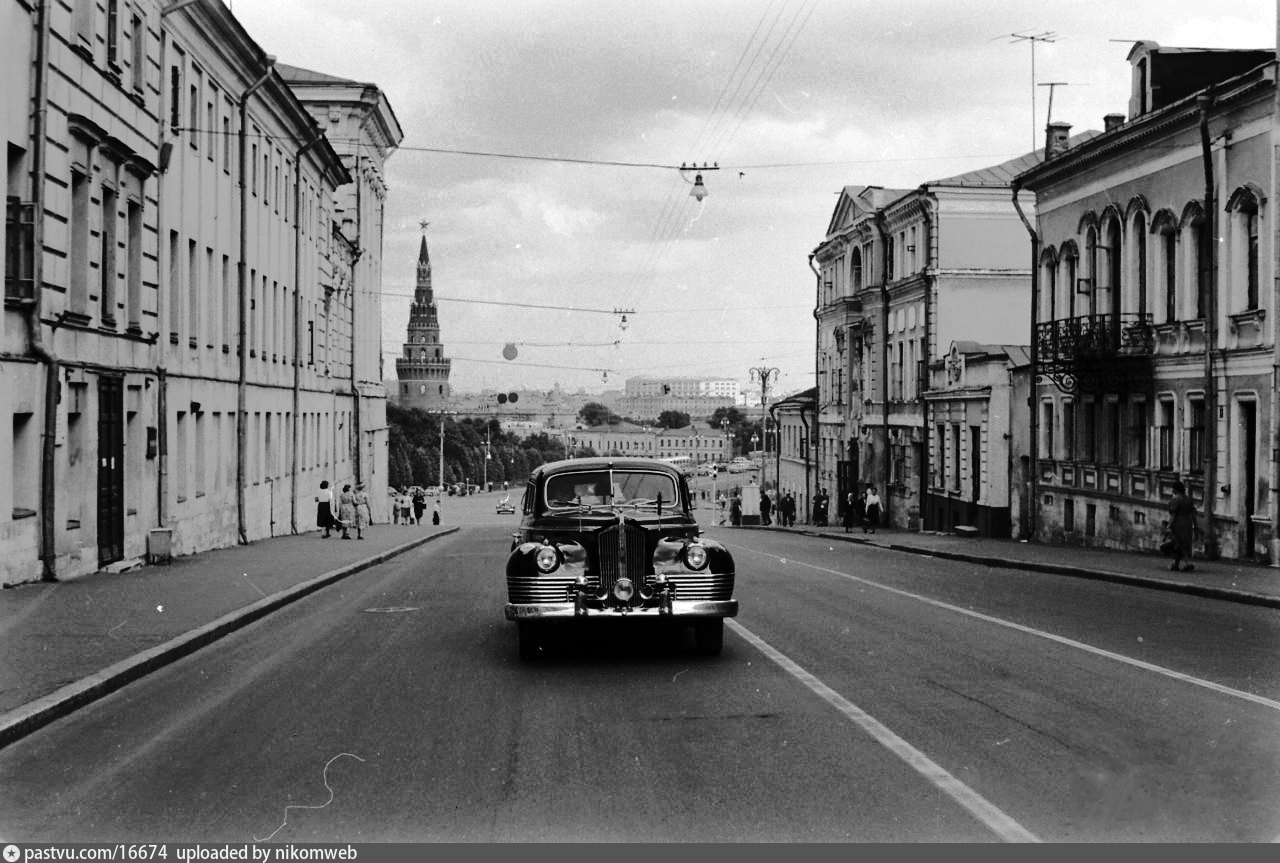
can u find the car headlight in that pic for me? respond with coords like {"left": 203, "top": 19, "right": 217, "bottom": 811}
{"left": 684, "top": 542, "right": 708, "bottom": 570}
{"left": 535, "top": 544, "right": 560, "bottom": 573}
{"left": 613, "top": 577, "right": 635, "bottom": 602}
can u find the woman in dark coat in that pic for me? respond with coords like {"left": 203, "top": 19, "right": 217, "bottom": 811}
{"left": 315, "top": 480, "right": 335, "bottom": 538}
{"left": 1167, "top": 479, "right": 1198, "bottom": 572}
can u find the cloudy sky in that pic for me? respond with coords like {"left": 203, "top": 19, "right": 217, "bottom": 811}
{"left": 231, "top": 0, "right": 1273, "bottom": 400}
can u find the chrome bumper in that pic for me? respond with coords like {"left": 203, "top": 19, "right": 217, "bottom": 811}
{"left": 505, "top": 599, "right": 738, "bottom": 621}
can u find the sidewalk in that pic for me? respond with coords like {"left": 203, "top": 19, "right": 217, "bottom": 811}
{"left": 0, "top": 521, "right": 457, "bottom": 749}
{"left": 746, "top": 522, "right": 1280, "bottom": 609}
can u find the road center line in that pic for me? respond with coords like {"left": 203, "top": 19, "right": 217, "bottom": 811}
{"left": 735, "top": 542, "right": 1280, "bottom": 713}
{"left": 725, "top": 618, "right": 1041, "bottom": 843}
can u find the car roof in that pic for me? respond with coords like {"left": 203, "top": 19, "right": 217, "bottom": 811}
{"left": 528, "top": 457, "right": 683, "bottom": 482}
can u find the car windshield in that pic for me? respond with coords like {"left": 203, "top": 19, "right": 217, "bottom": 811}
{"left": 543, "top": 469, "right": 679, "bottom": 511}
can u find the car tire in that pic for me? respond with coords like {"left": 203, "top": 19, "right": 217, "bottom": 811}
{"left": 517, "top": 621, "right": 542, "bottom": 660}
{"left": 693, "top": 619, "right": 724, "bottom": 656}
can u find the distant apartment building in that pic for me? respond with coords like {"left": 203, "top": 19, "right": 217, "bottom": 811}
{"left": 0, "top": 0, "right": 398, "bottom": 584}
{"left": 618, "top": 375, "right": 737, "bottom": 420}
{"left": 563, "top": 422, "right": 730, "bottom": 464}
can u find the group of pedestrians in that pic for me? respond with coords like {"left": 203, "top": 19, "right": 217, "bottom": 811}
{"left": 314, "top": 480, "right": 371, "bottom": 540}
{"left": 392, "top": 487, "right": 441, "bottom": 526}
{"left": 314, "top": 481, "right": 444, "bottom": 538}
{"left": 841, "top": 484, "right": 882, "bottom": 534}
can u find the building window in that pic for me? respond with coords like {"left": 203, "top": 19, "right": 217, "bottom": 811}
{"left": 1102, "top": 398, "right": 1120, "bottom": 465}
{"left": 130, "top": 14, "right": 145, "bottom": 93}
{"left": 70, "top": 170, "right": 91, "bottom": 315}
{"left": 1187, "top": 396, "right": 1205, "bottom": 474}
{"left": 106, "top": 0, "right": 121, "bottom": 69}
{"left": 1161, "top": 228, "right": 1177, "bottom": 323}
{"left": 5, "top": 192, "right": 35, "bottom": 302}
{"left": 1063, "top": 400, "right": 1076, "bottom": 460}
{"left": 1129, "top": 399, "right": 1148, "bottom": 468}
{"left": 100, "top": 184, "right": 117, "bottom": 327}
{"left": 1082, "top": 400, "right": 1097, "bottom": 463}
{"left": 1133, "top": 211, "right": 1147, "bottom": 318}
{"left": 126, "top": 198, "right": 141, "bottom": 331}
{"left": 1041, "top": 401, "right": 1054, "bottom": 459}
{"left": 1157, "top": 398, "right": 1174, "bottom": 470}
{"left": 951, "top": 423, "right": 961, "bottom": 490}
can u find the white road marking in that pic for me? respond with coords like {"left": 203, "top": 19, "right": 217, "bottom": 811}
{"left": 737, "top": 543, "right": 1280, "bottom": 713}
{"left": 726, "top": 618, "right": 1041, "bottom": 843}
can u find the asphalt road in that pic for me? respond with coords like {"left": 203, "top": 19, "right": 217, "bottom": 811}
{"left": 1, "top": 520, "right": 1278, "bottom": 842}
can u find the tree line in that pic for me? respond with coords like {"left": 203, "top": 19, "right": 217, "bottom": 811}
{"left": 386, "top": 402, "right": 763, "bottom": 491}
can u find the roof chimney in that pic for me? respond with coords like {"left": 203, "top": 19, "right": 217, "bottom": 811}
{"left": 1103, "top": 113, "right": 1126, "bottom": 133}
{"left": 1044, "top": 121, "right": 1072, "bottom": 159}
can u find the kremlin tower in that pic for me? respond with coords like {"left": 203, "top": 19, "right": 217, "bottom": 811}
{"left": 394, "top": 229, "right": 452, "bottom": 410}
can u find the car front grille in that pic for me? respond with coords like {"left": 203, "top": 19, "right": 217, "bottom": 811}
{"left": 595, "top": 520, "right": 649, "bottom": 595}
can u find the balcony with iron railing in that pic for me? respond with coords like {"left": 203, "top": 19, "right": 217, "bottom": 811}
{"left": 1036, "top": 313, "right": 1154, "bottom": 395}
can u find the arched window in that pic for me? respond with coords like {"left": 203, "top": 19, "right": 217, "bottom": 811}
{"left": 1132, "top": 211, "right": 1147, "bottom": 318}
{"left": 851, "top": 247, "right": 863, "bottom": 292}
{"left": 1085, "top": 226, "right": 1099, "bottom": 316}
{"left": 1226, "top": 186, "right": 1262, "bottom": 311}
{"left": 1039, "top": 246, "right": 1058, "bottom": 322}
{"left": 1058, "top": 241, "right": 1079, "bottom": 320}
{"left": 1180, "top": 201, "right": 1206, "bottom": 319}
{"left": 1103, "top": 212, "right": 1123, "bottom": 323}
{"left": 1150, "top": 209, "right": 1178, "bottom": 324}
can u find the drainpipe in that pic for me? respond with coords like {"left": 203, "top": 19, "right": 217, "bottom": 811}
{"left": 769, "top": 403, "right": 781, "bottom": 499}
{"left": 1198, "top": 93, "right": 1220, "bottom": 560}
{"left": 873, "top": 212, "right": 891, "bottom": 514}
{"left": 349, "top": 243, "right": 364, "bottom": 487}
{"left": 1011, "top": 178, "right": 1040, "bottom": 541}
{"left": 807, "top": 253, "right": 821, "bottom": 512}
{"left": 799, "top": 404, "right": 811, "bottom": 522}
{"left": 290, "top": 127, "right": 324, "bottom": 534}
{"left": 237, "top": 56, "right": 276, "bottom": 545}
{"left": 919, "top": 194, "right": 937, "bottom": 532}
{"left": 26, "top": 0, "right": 59, "bottom": 581}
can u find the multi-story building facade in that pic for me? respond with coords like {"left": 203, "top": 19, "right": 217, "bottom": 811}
{"left": 278, "top": 63, "right": 404, "bottom": 523}
{"left": 1015, "top": 42, "right": 1277, "bottom": 562}
{"left": 0, "top": 0, "right": 396, "bottom": 584}
{"left": 768, "top": 387, "right": 815, "bottom": 523}
{"left": 811, "top": 153, "right": 1048, "bottom": 531}
{"left": 923, "top": 342, "right": 1031, "bottom": 537}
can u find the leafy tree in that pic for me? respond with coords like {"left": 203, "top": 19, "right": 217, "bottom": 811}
{"left": 578, "top": 402, "right": 621, "bottom": 426}
{"left": 656, "top": 410, "right": 691, "bottom": 429}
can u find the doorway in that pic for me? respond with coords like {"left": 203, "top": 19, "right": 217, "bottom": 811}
{"left": 97, "top": 376, "right": 125, "bottom": 567}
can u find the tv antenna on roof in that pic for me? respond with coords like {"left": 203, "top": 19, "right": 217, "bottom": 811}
{"left": 1037, "top": 81, "right": 1070, "bottom": 125}
{"left": 1007, "top": 31, "right": 1058, "bottom": 149}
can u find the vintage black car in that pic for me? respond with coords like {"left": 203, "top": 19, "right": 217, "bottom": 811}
{"left": 504, "top": 457, "right": 737, "bottom": 659}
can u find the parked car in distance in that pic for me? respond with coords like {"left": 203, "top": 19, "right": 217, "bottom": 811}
{"left": 504, "top": 457, "right": 737, "bottom": 659}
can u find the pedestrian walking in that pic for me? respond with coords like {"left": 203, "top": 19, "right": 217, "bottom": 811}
{"left": 783, "top": 492, "right": 796, "bottom": 527}
{"left": 413, "top": 487, "right": 427, "bottom": 526}
{"left": 862, "top": 484, "right": 881, "bottom": 534}
{"left": 1167, "top": 479, "right": 1199, "bottom": 572}
{"left": 842, "top": 491, "right": 856, "bottom": 533}
{"left": 315, "top": 480, "right": 335, "bottom": 538}
{"left": 337, "top": 483, "right": 357, "bottom": 539}
{"left": 813, "top": 488, "right": 829, "bottom": 527}
{"left": 730, "top": 494, "right": 742, "bottom": 526}
{"left": 397, "top": 488, "right": 412, "bottom": 525}
{"left": 432, "top": 499, "right": 441, "bottom": 525}
{"left": 760, "top": 491, "right": 772, "bottom": 526}
{"left": 354, "top": 484, "right": 371, "bottom": 539}
{"left": 390, "top": 489, "right": 401, "bottom": 525}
